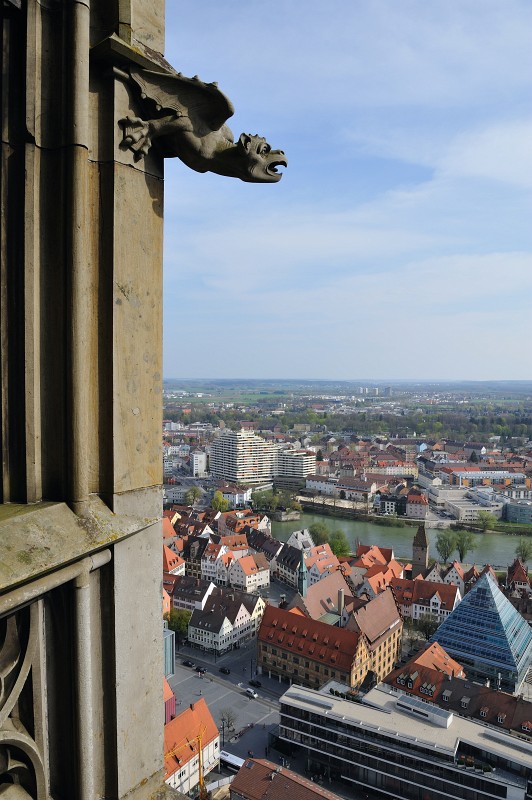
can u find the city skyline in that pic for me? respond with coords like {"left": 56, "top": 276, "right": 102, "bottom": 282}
{"left": 164, "top": 2, "right": 532, "bottom": 381}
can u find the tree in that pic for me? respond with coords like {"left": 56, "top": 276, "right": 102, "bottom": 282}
{"left": 469, "top": 450, "right": 479, "bottom": 463}
{"left": 185, "top": 486, "right": 202, "bottom": 506}
{"left": 164, "top": 609, "right": 191, "bottom": 643}
{"left": 435, "top": 530, "right": 456, "bottom": 564}
{"left": 417, "top": 613, "right": 439, "bottom": 641}
{"left": 309, "top": 522, "right": 329, "bottom": 545}
{"left": 454, "top": 529, "right": 476, "bottom": 563}
{"left": 211, "top": 490, "right": 229, "bottom": 512}
{"left": 515, "top": 538, "right": 532, "bottom": 564}
{"left": 477, "top": 511, "right": 496, "bottom": 532}
{"left": 328, "top": 529, "right": 351, "bottom": 558}
{"left": 316, "top": 449, "right": 324, "bottom": 462}
{"left": 219, "top": 708, "right": 237, "bottom": 732}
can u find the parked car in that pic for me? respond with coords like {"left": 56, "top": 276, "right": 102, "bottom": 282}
{"left": 195, "top": 666, "right": 207, "bottom": 674}
{"left": 182, "top": 660, "right": 195, "bottom": 667}
{"left": 248, "top": 679, "right": 261, "bottom": 688}
{"left": 219, "top": 667, "right": 231, "bottom": 675}
{"left": 245, "top": 688, "right": 258, "bottom": 699}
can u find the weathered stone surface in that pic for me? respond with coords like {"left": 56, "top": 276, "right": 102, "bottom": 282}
{"left": 1, "top": 1, "right": 169, "bottom": 797}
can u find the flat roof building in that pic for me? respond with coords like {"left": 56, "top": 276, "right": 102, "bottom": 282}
{"left": 279, "top": 683, "right": 532, "bottom": 800}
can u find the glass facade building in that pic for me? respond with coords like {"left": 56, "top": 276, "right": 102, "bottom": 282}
{"left": 430, "top": 573, "right": 532, "bottom": 693}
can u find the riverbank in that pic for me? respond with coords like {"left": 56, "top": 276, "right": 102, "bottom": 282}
{"left": 300, "top": 498, "right": 532, "bottom": 537}
{"left": 299, "top": 499, "right": 418, "bottom": 527}
{"left": 271, "top": 512, "right": 524, "bottom": 569}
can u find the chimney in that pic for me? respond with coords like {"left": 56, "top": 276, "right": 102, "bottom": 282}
{"left": 338, "top": 588, "right": 344, "bottom": 618}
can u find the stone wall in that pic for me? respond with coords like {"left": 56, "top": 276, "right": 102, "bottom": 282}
{"left": 0, "top": 2, "right": 178, "bottom": 797}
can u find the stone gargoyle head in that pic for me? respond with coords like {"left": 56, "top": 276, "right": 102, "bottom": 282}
{"left": 234, "top": 134, "right": 287, "bottom": 183}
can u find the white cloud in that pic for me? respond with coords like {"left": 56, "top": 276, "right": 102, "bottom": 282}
{"left": 439, "top": 120, "right": 532, "bottom": 188}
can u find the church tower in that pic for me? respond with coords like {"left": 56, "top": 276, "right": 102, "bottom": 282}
{"left": 298, "top": 549, "right": 308, "bottom": 598}
{"left": 412, "top": 524, "right": 430, "bottom": 578}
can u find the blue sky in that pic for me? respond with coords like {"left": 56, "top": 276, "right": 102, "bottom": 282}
{"left": 162, "top": 1, "right": 532, "bottom": 381}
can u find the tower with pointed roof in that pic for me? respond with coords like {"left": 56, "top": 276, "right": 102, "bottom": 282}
{"left": 412, "top": 524, "right": 429, "bottom": 578}
{"left": 298, "top": 549, "right": 308, "bottom": 598}
{"left": 430, "top": 571, "right": 532, "bottom": 693}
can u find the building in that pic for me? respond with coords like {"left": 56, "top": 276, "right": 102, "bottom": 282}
{"left": 390, "top": 577, "right": 461, "bottom": 623}
{"left": 424, "top": 560, "right": 465, "bottom": 596}
{"left": 305, "top": 475, "right": 338, "bottom": 496}
{"left": 305, "top": 544, "right": 341, "bottom": 586}
{"left": 271, "top": 543, "right": 306, "bottom": 587}
{"left": 168, "top": 576, "right": 217, "bottom": 612}
{"left": 190, "top": 450, "right": 208, "bottom": 477}
{"left": 286, "top": 529, "right": 315, "bottom": 552}
{"left": 163, "top": 544, "right": 186, "bottom": 576}
{"left": 430, "top": 571, "right": 532, "bottom": 693}
{"left": 246, "top": 529, "right": 284, "bottom": 563}
{"left": 345, "top": 589, "right": 403, "bottom": 681}
{"left": 210, "top": 429, "right": 279, "bottom": 484}
{"left": 405, "top": 491, "right": 429, "bottom": 519}
{"left": 506, "top": 558, "right": 531, "bottom": 593}
{"left": 228, "top": 553, "right": 270, "bottom": 593}
{"left": 217, "top": 483, "right": 253, "bottom": 508}
{"left": 275, "top": 449, "right": 317, "bottom": 487}
{"left": 289, "top": 571, "right": 354, "bottom": 626}
{"left": 230, "top": 758, "right": 343, "bottom": 800}
{"left": 257, "top": 605, "right": 371, "bottom": 689}
{"left": 278, "top": 683, "right": 532, "bottom": 800}
{"left": 188, "top": 589, "right": 265, "bottom": 653}
{"left": 183, "top": 536, "right": 212, "bottom": 579}
{"left": 164, "top": 699, "right": 220, "bottom": 794}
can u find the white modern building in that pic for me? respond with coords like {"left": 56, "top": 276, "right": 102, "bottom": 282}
{"left": 276, "top": 449, "right": 316, "bottom": 480}
{"left": 210, "top": 429, "right": 280, "bottom": 484}
{"left": 210, "top": 429, "right": 316, "bottom": 486}
{"left": 190, "top": 450, "right": 208, "bottom": 477}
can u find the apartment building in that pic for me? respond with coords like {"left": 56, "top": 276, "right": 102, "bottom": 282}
{"left": 210, "top": 428, "right": 316, "bottom": 486}
{"left": 210, "top": 429, "right": 279, "bottom": 484}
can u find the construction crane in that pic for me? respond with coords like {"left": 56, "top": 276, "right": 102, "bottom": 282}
{"left": 165, "top": 724, "right": 209, "bottom": 800}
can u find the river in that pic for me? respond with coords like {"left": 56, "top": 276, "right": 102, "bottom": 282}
{"left": 271, "top": 513, "right": 523, "bottom": 570}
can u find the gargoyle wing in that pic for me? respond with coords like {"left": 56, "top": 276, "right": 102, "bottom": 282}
{"left": 129, "top": 67, "right": 235, "bottom": 132}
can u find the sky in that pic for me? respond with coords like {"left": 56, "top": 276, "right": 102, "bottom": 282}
{"left": 162, "top": 1, "right": 532, "bottom": 382}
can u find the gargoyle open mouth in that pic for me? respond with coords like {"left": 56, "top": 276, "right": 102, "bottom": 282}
{"left": 267, "top": 157, "right": 288, "bottom": 178}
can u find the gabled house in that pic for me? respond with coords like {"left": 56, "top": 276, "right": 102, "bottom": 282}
{"left": 163, "top": 544, "right": 186, "bottom": 576}
{"left": 345, "top": 588, "right": 403, "bottom": 681}
{"left": 187, "top": 588, "right": 266, "bottom": 652}
{"left": 390, "top": 577, "right": 461, "bottom": 623}
{"left": 271, "top": 543, "right": 304, "bottom": 587}
{"left": 164, "top": 699, "right": 219, "bottom": 794}
{"left": 506, "top": 558, "right": 530, "bottom": 593}
{"left": 228, "top": 553, "right": 270, "bottom": 593}
{"left": 305, "top": 544, "right": 340, "bottom": 586}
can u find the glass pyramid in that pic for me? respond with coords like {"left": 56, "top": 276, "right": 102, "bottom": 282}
{"left": 430, "top": 572, "right": 532, "bottom": 691}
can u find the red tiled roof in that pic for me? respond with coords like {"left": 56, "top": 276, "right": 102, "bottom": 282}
{"left": 164, "top": 698, "right": 219, "bottom": 780}
{"left": 231, "top": 758, "right": 343, "bottom": 800}
{"left": 258, "top": 604, "right": 361, "bottom": 674}
{"left": 162, "top": 517, "right": 177, "bottom": 539}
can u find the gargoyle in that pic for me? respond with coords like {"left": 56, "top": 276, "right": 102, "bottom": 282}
{"left": 119, "top": 67, "right": 287, "bottom": 183}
